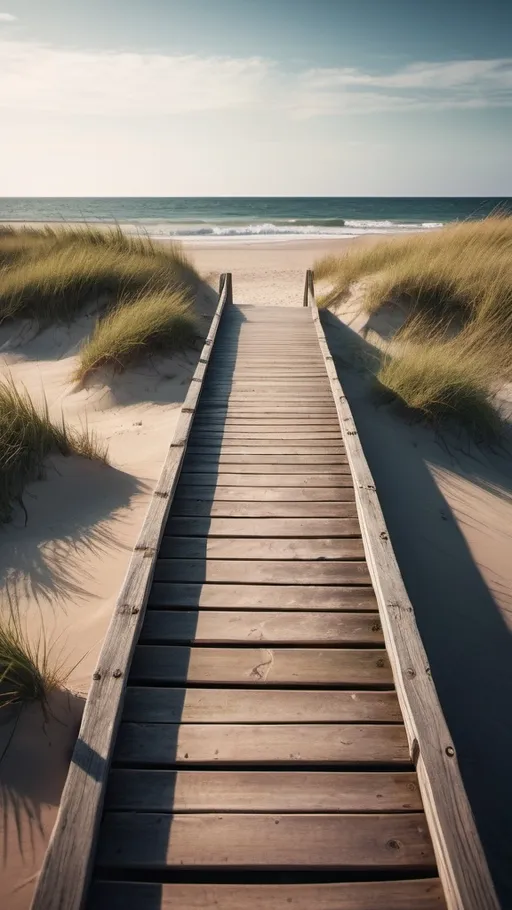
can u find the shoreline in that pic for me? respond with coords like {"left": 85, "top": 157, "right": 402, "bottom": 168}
{"left": 0, "top": 219, "right": 439, "bottom": 246}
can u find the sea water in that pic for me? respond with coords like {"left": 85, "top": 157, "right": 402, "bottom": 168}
{"left": 1, "top": 197, "right": 511, "bottom": 242}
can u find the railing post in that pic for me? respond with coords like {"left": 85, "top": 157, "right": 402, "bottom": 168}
{"left": 219, "top": 272, "right": 233, "bottom": 304}
{"left": 303, "top": 269, "right": 315, "bottom": 307}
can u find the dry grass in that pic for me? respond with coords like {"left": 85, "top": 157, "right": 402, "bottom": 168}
{"left": 315, "top": 217, "right": 512, "bottom": 325}
{"left": 75, "top": 287, "right": 198, "bottom": 380}
{"left": 0, "top": 378, "right": 107, "bottom": 522}
{"left": 0, "top": 612, "right": 72, "bottom": 709}
{"left": 315, "top": 217, "right": 512, "bottom": 438}
{"left": 0, "top": 225, "right": 199, "bottom": 324}
{"left": 376, "top": 318, "right": 506, "bottom": 442}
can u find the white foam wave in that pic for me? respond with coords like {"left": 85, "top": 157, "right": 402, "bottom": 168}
{"left": 140, "top": 219, "right": 444, "bottom": 242}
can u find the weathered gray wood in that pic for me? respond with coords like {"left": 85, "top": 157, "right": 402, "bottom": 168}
{"left": 105, "top": 769, "right": 421, "bottom": 812}
{"left": 182, "top": 461, "right": 352, "bottom": 473}
{"left": 186, "top": 446, "right": 347, "bottom": 455}
{"left": 190, "top": 425, "right": 342, "bottom": 433}
{"left": 189, "top": 431, "right": 344, "bottom": 439}
{"left": 159, "top": 536, "right": 365, "bottom": 561}
{"left": 95, "top": 812, "right": 434, "bottom": 870}
{"left": 148, "top": 582, "right": 377, "bottom": 610}
{"left": 184, "top": 452, "right": 349, "bottom": 463}
{"left": 178, "top": 472, "right": 354, "bottom": 487}
{"left": 174, "top": 485, "right": 356, "bottom": 501}
{"left": 310, "top": 298, "right": 499, "bottom": 908}
{"left": 130, "top": 646, "right": 391, "bottom": 687}
{"left": 304, "top": 268, "right": 315, "bottom": 307}
{"left": 114, "top": 722, "right": 407, "bottom": 765}
{"left": 30, "top": 275, "right": 233, "bottom": 910}
{"left": 170, "top": 500, "right": 358, "bottom": 518}
{"left": 122, "top": 686, "right": 400, "bottom": 723}
{"left": 140, "top": 609, "right": 383, "bottom": 644}
{"left": 166, "top": 517, "right": 360, "bottom": 537}
{"left": 89, "top": 879, "right": 447, "bottom": 910}
{"left": 153, "top": 558, "right": 371, "bottom": 585}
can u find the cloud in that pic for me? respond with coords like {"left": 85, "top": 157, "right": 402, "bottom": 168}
{"left": 0, "top": 38, "right": 510, "bottom": 118}
{"left": 0, "top": 40, "right": 277, "bottom": 115}
{"left": 297, "top": 59, "right": 512, "bottom": 115}
{"left": 0, "top": 12, "right": 16, "bottom": 21}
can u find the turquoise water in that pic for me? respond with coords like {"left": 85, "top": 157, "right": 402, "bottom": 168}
{"left": 1, "top": 197, "right": 510, "bottom": 240}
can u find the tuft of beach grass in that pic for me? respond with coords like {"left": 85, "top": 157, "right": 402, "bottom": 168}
{"left": 0, "top": 611, "right": 75, "bottom": 710}
{"left": 0, "top": 378, "right": 107, "bottom": 522}
{"left": 315, "top": 217, "right": 512, "bottom": 439}
{"left": 0, "top": 225, "right": 199, "bottom": 324}
{"left": 74, "top": 287, "right": 198, "bottom": 381}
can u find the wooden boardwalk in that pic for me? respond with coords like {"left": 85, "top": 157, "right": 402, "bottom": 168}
{"left": 32, "top": 275, "right": 499, "bottom": 910}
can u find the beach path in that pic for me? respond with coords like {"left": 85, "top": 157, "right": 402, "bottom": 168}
{"left": 31, "top": 280, "right": 497, "bottom": 910}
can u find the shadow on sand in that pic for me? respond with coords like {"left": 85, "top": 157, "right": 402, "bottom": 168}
{"left": 0, "top": 689, "right": 85, "bottom": 868}
{"left": 322, "top": 307, "right": 512, "bottom": 906}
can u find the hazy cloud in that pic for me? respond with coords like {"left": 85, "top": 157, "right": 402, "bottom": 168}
{"left": 0, "top": 38, "right": 510, "bottom": 117}
{"left": 0, "top": 12, "right": 16, "bottom": 21}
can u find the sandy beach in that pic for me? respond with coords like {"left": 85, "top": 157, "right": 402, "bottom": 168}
{"left": 1, "top": 233, "right": 511, "bottom": 907}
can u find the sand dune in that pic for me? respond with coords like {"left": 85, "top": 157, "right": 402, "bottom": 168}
{"left": 1, "top": 235, "right": 511, "bottom": 907}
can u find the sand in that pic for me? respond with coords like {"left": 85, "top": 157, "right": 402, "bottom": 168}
{"left": 1, "top": 233, "right": 511, "bottom": 907}
{"left": 321, "top": 299, "right": 512, "bottom": 906}
{"left": 0, "top": 279, "right": 217, "bottom": 910}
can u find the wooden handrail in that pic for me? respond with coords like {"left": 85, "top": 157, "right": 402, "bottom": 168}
{"left": 30, "top": 274, "right": 233, "bottom": 910}
{"left": 309, "top": 300, "right": 499, "bottom": 910}
{"left": 303, "top": 268, "right": 315, "bottom": 306}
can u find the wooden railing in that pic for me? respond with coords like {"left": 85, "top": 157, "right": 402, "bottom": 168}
{"left": 308, "top": 279, "right": 499, "bottom": 910}
{"left": 303, "top": 268, "right": 315, "bottom": 306}
{"left": 30, "top": 275, "right": 233, "bottom": 910}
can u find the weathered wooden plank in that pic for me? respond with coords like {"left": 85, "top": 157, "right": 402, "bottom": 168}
{"left": 105, "top": 769, "right": 421, "bottom": 812}
{"left": 114, "top": 723, "right": 407, "bottom": 766}
{"left": 122, "top": 686, "right": 400, "bottom": 723}
{"left": 178, "top": 473, "right": 353, "bottom": 487}
{"left": 196, "top": 395, "right": 334, "bottom": 400}
{"left": 187, "top": 448, "right": 346, "bottom": 459}
{"left": 174, "top": 485, "right": 356, "bottom": 502}
{"left": 153, "top": 559, "right": 370, "bottom": 585}
{"left": 184, "top": 452, "right": 348, "bottom": 463}
{"left": 95, "top": 812, "right": 434, "bottom": 870}
{"left": 188, "top": 417, "right": 341, "bottom": 432}
{"left": 198, "top": 392, "right": 334, "bottom": 398}
{"left": 159, "top": 536, "right": 365, "bottom": 561}
{"left": 182, "top": 461, "right": 352, "bottom": 474}
{"left": 148, "top": 582, "right": 377, "bottom": 610}
{"left": 89, "top": 879, "right": 447, "bottom": 910}
{"left": 170, "top": 500, "right": 358, "bottom": 518}
{"left": 130, "top": 646, "right": 391, "bottom": 686}
{"left": 196, "top": 409, "right": 336, "bottom": 414}
{"left": 140, "top": 610, "right": 383, "bottom": 645}
{"left": 203, "top": 382, "right": 330, "bottom": 388}
{"left": 29, "top": 274, "right": 234, "bottom": 910}
{"left": 190, "top": 427, "right": 342, "bottom": 434}
{"left": 189, "top": 432, "right": 344, "bottom": 440}
{"left": 310, "top": 298, "right": 499, "bottom": 907}
{"left": 166, "top": 517, "right": 360, "bottom": 537}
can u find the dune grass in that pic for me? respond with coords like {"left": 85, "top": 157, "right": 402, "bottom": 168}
{"left": 0, "top": 225, "right": 199, "bottom": 324}
{"left": 315, "top": 217, "right": 512, "bottom": 439}
{"left": 75, "top": 287, "right": 198, "bottom": 380}
{"left": 315, "top": 216, "right": 512, "bottom": 322}
{"left": 376, "top": 318, "right": 506, "bottom": 442}
{"left": 0, "top": 378, "right": 107, "bottom": 522}
{"left": 0, "top": 612, "right": 72, "bottom": 710}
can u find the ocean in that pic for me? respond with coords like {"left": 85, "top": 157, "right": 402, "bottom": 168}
{"left": 1, "top": 197, "right": 511, "bottom": 242}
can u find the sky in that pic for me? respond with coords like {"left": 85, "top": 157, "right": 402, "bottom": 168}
{"left": 0, "top": 0, "right": 511, "bottom": 196}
